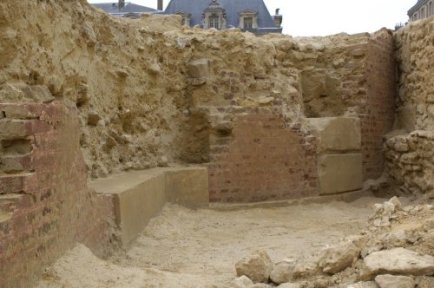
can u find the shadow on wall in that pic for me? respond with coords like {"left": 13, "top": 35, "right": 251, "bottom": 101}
{"left": 177, "top": 109, "right": 211, "bottom": 163}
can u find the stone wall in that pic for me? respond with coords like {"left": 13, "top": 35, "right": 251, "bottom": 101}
{"left": 204, "top": 31, "right": 396, "bottom": 202}
{"left": 0, "top": 100, "right": 114, "bottom": 287}
{"left": 290, "top": 30, "right": 396, "bottom": 181}
{"left": 386, "top": 18, "right": 434, "bottom": 196}
{"left": 385, "top": 131, "right": 434, "bottom": 196}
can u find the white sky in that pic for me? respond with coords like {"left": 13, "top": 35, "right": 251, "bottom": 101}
{"left": 88, "top": 0, "right": 417, "bottom": 36}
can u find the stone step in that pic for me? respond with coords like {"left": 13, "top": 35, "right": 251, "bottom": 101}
{"left": 90, "top": 166, "right": 208, "bottom": 246}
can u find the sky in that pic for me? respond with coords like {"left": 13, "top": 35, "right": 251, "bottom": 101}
{"left": 88, "top": 0, "right": 417, "bottom": 36}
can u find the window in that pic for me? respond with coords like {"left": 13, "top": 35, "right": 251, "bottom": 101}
{"left": 209, "top": 14, "right": 220, "bottom": 29}
{"left": 244, "top": 17, "right": 253, "bottom": 29}
{"left": 239, "top": 10, "right": 257, "bottom": 30}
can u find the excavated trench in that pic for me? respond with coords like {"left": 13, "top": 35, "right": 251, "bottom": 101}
{"left": 37, "top": 197, "right": 382, "bottom": 288}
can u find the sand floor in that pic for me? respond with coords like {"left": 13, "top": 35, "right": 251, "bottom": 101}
{"left": 37, "top": 197, "right": 383, "bottom": 288}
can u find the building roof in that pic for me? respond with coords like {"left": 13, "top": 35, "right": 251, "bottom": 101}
{"left": 164, "top": 0, "right": 281, "bottom": 33}
{"left": 93, "top": 2, "right": 157, "bottom": 15}
{"left": 408, "top": 0, "right": 429, "bottom": 16}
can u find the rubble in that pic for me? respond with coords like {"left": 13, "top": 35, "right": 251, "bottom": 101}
{"left": 270, "top": 260, "right": 296, "bottom": 284}
{"left": 317, "top": 240, "right": 361, "bottom": 274}
{"left": 364, "top": 248, "right": 434, "bottom": 277}
{"left": 374, "top": 274, "right": 415, "bottom": 288}
{"left": 235, "top": 250, "right": 274, "bottom": 283}
{"left": 229, "top": 276, "right": 254, "bottom": 288}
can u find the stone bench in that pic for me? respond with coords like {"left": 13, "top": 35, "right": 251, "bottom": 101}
{"left": 90, "top": 166, "right": 208, "bottom": 246}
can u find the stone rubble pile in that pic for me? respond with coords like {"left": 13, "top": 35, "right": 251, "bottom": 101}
{"left": 230, "top": 197, "right": 434, "bottom": 288}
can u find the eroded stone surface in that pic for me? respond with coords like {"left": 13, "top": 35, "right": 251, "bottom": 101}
{"left": 364, "top": 248, "right": 434, "bottom": 276}
{"left": 235, "top": 250, "right": 274, "bottom": 283}
{"left": 375, "top": 274, "right": 415, "bottom": 288}
{"left": 318, "top": 240, "right": 361, "bottom": 274}
{"left": 270, "top": 260, "right": 296, "bottom": 284}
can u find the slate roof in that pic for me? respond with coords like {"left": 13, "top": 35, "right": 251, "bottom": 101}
{"left": 164, "top": 0, "right": 282, "bottom": 33}
{"left": 93, "top": 2, "right": 157, "bottom": 15}
{"left": 408, "top": 0, "right": 429, "bottom": 16}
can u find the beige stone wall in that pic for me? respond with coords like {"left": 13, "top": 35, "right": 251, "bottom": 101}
{"left": 386, "top": 18, "right": 434, "bottom": 196}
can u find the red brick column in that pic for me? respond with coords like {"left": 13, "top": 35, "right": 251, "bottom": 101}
{"left": 360, "top": 31, "right": 396, "bottom": 180}
{"left": 0, "top": 101, "right": 114, "bottom": 288}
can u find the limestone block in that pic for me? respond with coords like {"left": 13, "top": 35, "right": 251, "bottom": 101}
{"left": 165, "top": 167, "right": 209, "bottom": 208}
{"left": 416, "top": 276, "right": 434, "bottom": 288}
{"left": 318, "top": 153, "right": 363, "bottom": 195}
{"left": 364, "top": 248, "right": 434, "bottom": 276}
{"left": 375, "top": 275, "right": 415, "bottom": 288}
{"left": 235, "top": 250, "right": 274, "bottom": 283}
{"left": 90, "top": 170, "right": 167, "bottom": 245}
{"left": 90, "top": 166, "right": 209, "bottom": 246}
{"left": 277, "top": 283, "right": 302, "bottom": 288}
{"left": 346, "top": 282, "right": 378, "bottom": 288}
{"left": 187, "top": 58, "right": 209, "bottom": 86}
{"left": 307, "top": 117, "right": 361, "bottom": 153}
{"left": 229, "top": 276, "right": 254, "bottom": 288}
{"left": 318, "top": 240, "right": 361, "bottom": 274}
{"left": 270, "top": 260, "right": 296, "bottom": 284}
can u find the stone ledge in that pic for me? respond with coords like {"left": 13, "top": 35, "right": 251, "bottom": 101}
{"left": 90, "top": 166, "right": 208, "bottom": 246}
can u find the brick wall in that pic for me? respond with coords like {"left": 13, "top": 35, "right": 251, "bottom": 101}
{"left": 0, "top": 101, "right": 114, "bottom": 288}
{"left": 209, "top": 109, "right": 318, "bottom": 202}
{"left": 360, "top": 30, "right": 396, "bottom": 180}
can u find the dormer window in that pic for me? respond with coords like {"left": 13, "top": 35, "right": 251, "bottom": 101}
{"left": 209, "top": 14, "right": 220, "bottom": 29}
{"left": 239, "top": 10, "right": 258, "bottom": 31}
{"left": 176, "top": 11, "right": 192, "bottom": 27}
{"left": 203, "top": 0, "right": 226, "bottom": 29}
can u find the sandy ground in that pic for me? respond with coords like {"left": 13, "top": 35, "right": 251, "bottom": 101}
{"left": 37, "top": 197, "right": 383, "bottom": 288}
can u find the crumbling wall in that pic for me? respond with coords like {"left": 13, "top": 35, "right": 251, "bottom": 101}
{"left": 0, "top": 0, "right": 191, "bottom": 178}
{"left": 386, "top": 18, "right": 434, "bottom": 196}
{"left": 295, "top": 30, "right": 396, "bottom": 180}
{"left": 385, "top": 131, "right": 434, "bottom": 195}
{"left": 0, "top": 99, "right": 114, "bottom": 287}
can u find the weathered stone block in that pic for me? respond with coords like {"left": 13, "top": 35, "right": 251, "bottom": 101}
{"left": 90, "top": 170, "right": 167, "bottom": 246}
{"left": 375, "top": 274, "right": 415, "bottom": 288}
{"left": 308, "top": 117, "right": 361, "bottom": 153}
{"left": 318, "top": 154, "right": 363, "bottom": 195}
{"left": 165, "top": 167, "right": 209, "bottom": 209}
{"left": 187, "top": 58, "right": 209, "bottom": 86}
{"left": 91, "top": 166, "right": 209, "bottom": 246}
{"left": 364, "top": 248, "right": 434, "bottom": 276}
{"left": 235, "top": 250, "right": 274, "bottom": 283}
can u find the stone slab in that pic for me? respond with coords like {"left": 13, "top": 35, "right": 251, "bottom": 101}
{"left": 318, "top": 153, "right": 363, "bottom": 195}
{"left": 307, "top": 117, "right": 361, "bottom": 152}
{"left": 165, "top": 167, "right": 209, "bottom": 208}
{"left": 90, "top": 166, "right": 209, "bottom": 246}
{"left": 364, "top": 248, "right": 434, "bottom": 276}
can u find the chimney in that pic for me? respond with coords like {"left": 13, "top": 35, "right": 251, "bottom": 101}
{"left": 118, "top": 0, "right": 125, "bottom": 10}
{"left": 158, "top": 0, "right": 163, "bottom": 11}
{"left": 273, "top": 8, "right": 282, "bottom": 28}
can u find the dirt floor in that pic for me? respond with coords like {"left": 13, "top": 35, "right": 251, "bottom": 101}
{"left": 36, "top": 197, "right": 384, "bottom": 288}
